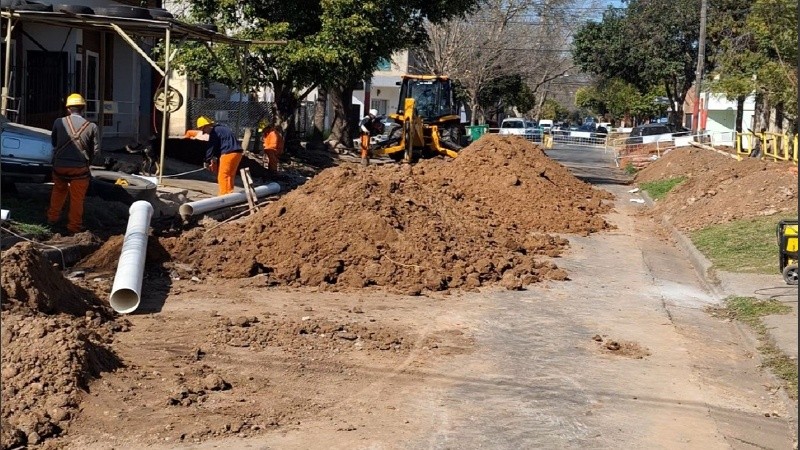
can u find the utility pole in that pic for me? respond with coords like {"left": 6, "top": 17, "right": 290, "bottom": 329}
{"left": 691, "top": 0, "right": 708, "bottom": 135}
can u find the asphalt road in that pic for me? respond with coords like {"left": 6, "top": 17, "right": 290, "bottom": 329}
{"left": 401, "top": 144, "right": 796, "bottom": 449}
{"left": 131, "top": 144, "right": 796, "bottom": 450}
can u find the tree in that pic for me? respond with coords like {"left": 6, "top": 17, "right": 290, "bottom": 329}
{"left": 415, "top": 0, "right": 577, "bottom": 124}
{"left": 182, "top": 0, "right": 479, "bottom": 148}
{"left": 573, "top": 0, "right": 711, "bottom": 125}
{"left": 539, "top": 99, "right": 569, "bottom": 121}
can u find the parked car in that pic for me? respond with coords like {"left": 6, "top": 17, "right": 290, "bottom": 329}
{"left": 538, "top": 119, "right": 554, "bottom": 134}
{"left": 0, "top": 115, "right": 52, "bottom": 183}
{"left": 625, "top": 123, "right": 674, "bottom": 145}
{"left": 499, "top": 118, "right": 540, "bottom": 141}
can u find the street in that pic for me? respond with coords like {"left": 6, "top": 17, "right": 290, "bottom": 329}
{"left": 59, "top": 144, "right": 795, "bottom": 450}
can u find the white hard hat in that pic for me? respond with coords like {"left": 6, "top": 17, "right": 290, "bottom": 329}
{"left": 369, "top": 109, "right": 378, "bottom": 116}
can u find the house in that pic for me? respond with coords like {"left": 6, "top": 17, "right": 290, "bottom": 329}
{"left": 684, "top": 84, "right": 756, "bottom": 147}
{"left": 355, "top": 50, "right": 415, "bottom": 118}
{"left": 2, "top": 1, "right": 255, "bottom": 150}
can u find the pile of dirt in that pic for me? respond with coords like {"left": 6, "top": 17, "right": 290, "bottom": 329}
{"left": 636, "top": 148, "right": 798, "bottom": 230}
{"left": 163, "top": 136, "right": 613, "bottom": 292}
{"left": 77, "top": 234, "right": 172, "bottom": 274}
{"left": 0, "top": 243, "right": 123, "bottom": 449}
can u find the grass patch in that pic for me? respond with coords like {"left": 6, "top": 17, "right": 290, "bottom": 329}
{"left": 711, "top": 296, "right": 797, "bottom": 399}
{"left": 623, "top": 162, "right": 637, "bottom": 175}
{"left": 722, "top": 296, "right": 792, "bottom": 325}
{"left": 1, "top": 194, "right": 53, "bottom": 240}
{"left": 639, "top": 176, "right": 686, "bottom": 200}
{"left": 691, "top": 215, "right": 793, "bottom": 274}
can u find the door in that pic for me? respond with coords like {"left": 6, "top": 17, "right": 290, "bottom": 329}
{"left": 26, "top": 51, "right": 67, "bottom": 129}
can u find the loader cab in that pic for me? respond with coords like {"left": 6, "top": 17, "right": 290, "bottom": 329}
{"left": 397, "top": 76, "right": 456, "bottom": 122}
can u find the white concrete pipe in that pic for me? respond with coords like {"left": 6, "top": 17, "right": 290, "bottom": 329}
{"left": 109, "top": 200, "right": 154, "bottom": 314}
{"left": 178, "top": 182, "right": 281, "bottom": 218}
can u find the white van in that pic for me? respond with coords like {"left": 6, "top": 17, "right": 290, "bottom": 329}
{"left": 538, "top": 119, "right": 553, "bottom": 133}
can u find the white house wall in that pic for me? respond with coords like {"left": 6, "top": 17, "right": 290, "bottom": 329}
{"left": 108, "top": 34, "right": 140, "bottom": 138}
{"left": 703, "top": 92, "right": 756, "bottom": 147}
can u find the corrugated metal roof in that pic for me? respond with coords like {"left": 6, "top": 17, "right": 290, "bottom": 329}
{"left": 0, "top": 9, "right": 283, "bottom": 46}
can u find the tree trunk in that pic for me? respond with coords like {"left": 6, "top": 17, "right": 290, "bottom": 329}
{"left": 273, "top": 82, "right": 299, "bottom": 152}
{"left": 309, "top": 86, "right": 328, "bottom": 148}
{"left": 734, "top": 95, "right": 745, "bottom": 133}
{"left": 326, "top": 84, "right": 355, "bottom": 150}
{"left": 470, "top": 98, "right": 479, "bottom": 126}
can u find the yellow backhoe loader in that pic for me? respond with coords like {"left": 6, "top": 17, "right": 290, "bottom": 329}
{"left": 371, "top": 75, "right": 467, "bottom": 162}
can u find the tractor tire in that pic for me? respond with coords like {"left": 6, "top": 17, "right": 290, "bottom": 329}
{"left": 54, "top": 4, "right": 94, "bottom": 14}
{"left": 439, "top": 123, "right": 464, "bottom": 152}
{"left": 149, "top": 8, "right": 173, "bottom": 19}
{"left": 782, "top": 264, "right": 798, "bottom": 285}
{"left": 92, "top": 5, "right": 152, "bottom": 19}
{"left": 1, "top": 0, "right": 52, "bottom": 11}
{"left": 89, "top": 169, "right": 157, "bottom": 205}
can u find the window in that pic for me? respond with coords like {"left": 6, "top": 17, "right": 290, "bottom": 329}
{"left": 85, "top": 51, "right": 99, "bottom": 119}
{"left": 371, "top": 99, "right": 388, "bottom": 115}
{"left": 376, "top": 58, "right": 391, "bottom": 71}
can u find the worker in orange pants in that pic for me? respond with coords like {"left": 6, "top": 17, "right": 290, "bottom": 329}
{"left": 359, "top": 108, "right": 381, "bottom": 166}
{"left": 197, "top": 116, "right": 243, "bottom": 196}
{"left": 261, "top": 122, "right": 284, "bottom": 174}
{"left": 47, "top": 93, "right": 99, "bottom": 234}
{"left": 47, "top": 168, "right": 90, "bottom": 233}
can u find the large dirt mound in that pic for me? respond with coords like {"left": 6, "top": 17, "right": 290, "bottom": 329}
{"left": 417, "top": 135, "right": 613, "bottom": 234}
{"left": 1, "top": 243, "right": 113, "bottom": 317}
{"left": 1, "top": 243, "right": 122, "bottom": 449}
{"left": 636, "top": 148, "right": 798, "bottom": 230}
{"left": 163, "top": 135, "right": 612, "bottom": 292}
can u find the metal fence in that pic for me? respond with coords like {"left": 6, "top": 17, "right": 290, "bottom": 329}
{"left": 186, "top": 98, "right": 274, "bottom": 140}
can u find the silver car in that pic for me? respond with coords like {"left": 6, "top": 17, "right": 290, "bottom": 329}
{"left": 0, "top": 116, "right": 52, "bottom": 182}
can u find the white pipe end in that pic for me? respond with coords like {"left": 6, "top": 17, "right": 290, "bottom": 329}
{"left": 109, "top": 288, "right": 140, "bottom": 314}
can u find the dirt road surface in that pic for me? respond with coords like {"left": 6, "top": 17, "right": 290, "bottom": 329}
{"left": 3, "top": 139, "right": 797, "bottom": 450}
{"left": 40, "top": 145, "right": 797, "bottom": 449}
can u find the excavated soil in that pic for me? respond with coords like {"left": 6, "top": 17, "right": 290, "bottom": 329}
{"left": 0, "top": 243, "right": 126, "bottom": 449}
{"left": 635, "top": 148, "right": 798, "bottom": 230}
{"left": 162, "top": 135, "right": 613, "bottom": 293}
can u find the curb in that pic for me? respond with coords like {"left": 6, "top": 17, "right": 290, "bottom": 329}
{"left": 638, "top": 189, "right": 798, "bottom": 420}
{"left": 639, "top": 190, "right": 725, "bottom": 300}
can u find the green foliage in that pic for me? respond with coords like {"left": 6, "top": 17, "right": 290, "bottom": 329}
{"left": 185, "top": 0, "right": 479, "bottom": 91}
{"left": 639, "top": 176, "right": 686, "bottom": 200}
{"left": 623, "top": 162, "right": 637, "bottom": 175}
{"left": 573, "top": 0, "right": 708, "bottom": 121}
{"left": 539, "top": 99, "right": 569, "bottom": 120}
{"left": 576, "top": 79, "right": 662, "bottom": 121}
{"left": 479, "top": 75, "right": 535, "bottom": 116}
{"left": 690, "top": 215, "right": 795, "bottom": 273}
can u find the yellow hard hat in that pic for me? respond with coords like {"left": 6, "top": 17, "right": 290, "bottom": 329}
{"left": 196, "top": 116, "right": 214, "bottom": 128}
{"left": 65, "top": 93, "right": 86, "bottom": 107}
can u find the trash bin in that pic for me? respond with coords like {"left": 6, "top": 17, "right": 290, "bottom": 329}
{"left": 466, "top": 125, "right": 489, "bottom": 142}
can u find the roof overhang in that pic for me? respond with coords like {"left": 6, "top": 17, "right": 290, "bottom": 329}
{"left": 0, "top": 9, "right": 283, "bottom": 46}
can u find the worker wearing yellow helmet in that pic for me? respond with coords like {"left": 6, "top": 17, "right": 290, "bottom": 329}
{"left": 196, "top": 115, "right": 243, "bottom": 196}
{"left": 47, "top": 93, "right": 100, "bottom": 234}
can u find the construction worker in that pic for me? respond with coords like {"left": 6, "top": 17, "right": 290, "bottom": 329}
{"left": 197, "top": 116, "right": 243, "bottom": 196}
{"left": 359, "top": 108, "right": 380, "bottom": 165}
{"left": 261, "top": 122, "right": 284, "bottom": 174}
{"left": 47, "top": 93, "right": 99, "bottom": 234}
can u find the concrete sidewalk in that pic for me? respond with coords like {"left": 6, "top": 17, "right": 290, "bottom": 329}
{"left": 639, "top": 191, "right": 798, "bottom": 366}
